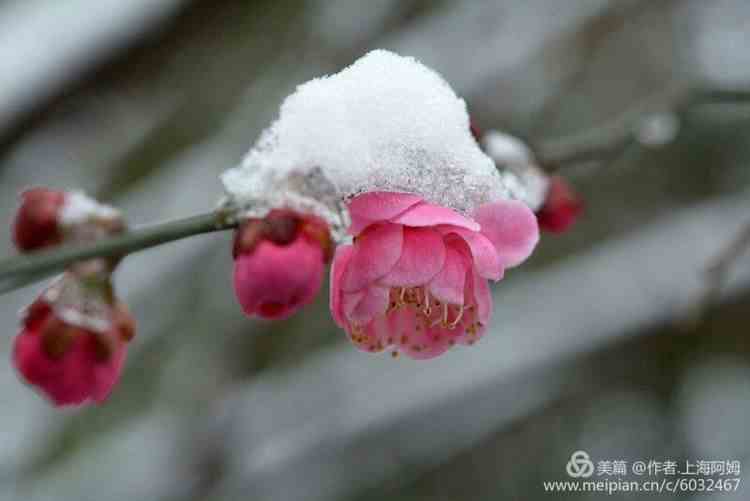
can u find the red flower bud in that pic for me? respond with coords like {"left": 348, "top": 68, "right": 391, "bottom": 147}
{"left": 536, "top": 176, "right": 584, "bottom": 234}
{"left": 12, "top": 188, "right": 66, "bottom": 251}
{"left": 13, "top": 297, "right": 134, "bottom": 407}
{"left": 263, "top": 210, "right": 300, "bottom": 246}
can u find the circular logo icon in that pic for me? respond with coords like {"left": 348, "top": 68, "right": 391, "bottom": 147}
{"left": 566, "top": 450, "right": 595, "bottom": 478}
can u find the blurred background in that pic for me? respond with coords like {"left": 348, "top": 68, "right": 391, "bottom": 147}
{"left": 1, "top": 0, "right": 750, "bottom": 500}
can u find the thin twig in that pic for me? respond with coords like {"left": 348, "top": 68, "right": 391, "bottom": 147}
{"left": 540, "top": 134, "right": 636, "bottom": 173}
{"left": 680, "top": 219, "right": 750, "bottom": 330}
{"left": 691, "top": 89, "right": 750, "bottom": 105}
{"left": 703, "top": 220, "right": 750, "bottom": 306}
{"left": 528, "top": 0, "right": 656, "bottom": 141}
{"left": 0, "top": 211, "right": 235, "bottom": 294}
{"left": 536, "top": 87, "right": 750, "bottom": 172}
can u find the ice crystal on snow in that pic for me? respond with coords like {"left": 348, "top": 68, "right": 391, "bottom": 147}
{"left": 221, "top": 50, "right": 514, "bottom": 238}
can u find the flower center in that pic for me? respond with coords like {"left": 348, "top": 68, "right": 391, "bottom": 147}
{"left": 348, "top": 286, "right": 485, "bottom": 354}
{"left": 385, "top": 286, "right": 473, "bottom": 331}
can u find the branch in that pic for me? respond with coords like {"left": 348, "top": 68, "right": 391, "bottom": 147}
{"left": 691, "top": 89, "right": 750, "bottom": 105}
{"left": 528, "top": 0, "right": 658, "bottom": 141}
{"left": 0, "top": 211, "right": 235, "bottom": 294}
{"left": 691, "top": 219, "right": 750, "bottom": 322}
{"left": 535, "top": 87, "right": 750, "bottom": 172}
{"left": 2, "top": 86, "right": 747, "bottom": 296}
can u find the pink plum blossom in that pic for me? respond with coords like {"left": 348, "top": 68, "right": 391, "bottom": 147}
{"left": 13, "top": 297, "right": 134, "bottom": 407}
{"left": 233, "top": 210, "right": 333, "bottom": 320}
{"left": 330, "top": 192, "right": 539, "bottom": 359}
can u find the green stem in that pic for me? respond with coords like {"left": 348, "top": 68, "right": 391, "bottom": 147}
{"left": 691, "top": 89, "right": 750, "bottom": 104}
{"left": 0, "top": 212, "right": 236, "bottom": 290}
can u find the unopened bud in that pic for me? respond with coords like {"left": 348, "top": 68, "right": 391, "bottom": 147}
{"left": 536, "top": 176, "right": 584, "bottom": 234}
{"left": 12, "top": 188, "right": 66, "bottom": 251}
{"left": 40, "top": 317, "right": 76, "bottom": 360}
{"left": 232, "top": 210, "right": 331, "bottom": 320}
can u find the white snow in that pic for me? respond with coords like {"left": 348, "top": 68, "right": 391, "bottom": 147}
{"left": 481, "top": 130, "right": 548, "bottom": 212}
{"left": 38, "top": 274, "right": 112, "bottom": 333}
{"left": 59, "top": 190, "right": 121, "bottom": 226}
{"left": 221, "top": 50, "right": 514, "bottom": 237}
{"left": 481, "top": 130, "right": 534, "bottom": 165}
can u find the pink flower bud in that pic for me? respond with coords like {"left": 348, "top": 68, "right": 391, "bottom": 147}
{"left": 536, "top": 176, "right": 584, "bottom": 234}
{"left": 13, "top": 298, "right": 134, "bottom": 407}
{"left": 233, "top": 210, "right": 332, "bottom": 320}
{"left": 12, "top": 188, "right": 66, "bottom": 251}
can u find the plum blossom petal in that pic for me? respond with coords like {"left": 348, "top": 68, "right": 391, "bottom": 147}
{"left": 349, "top": 315, "right": 391, "bottom": 353}
{"left": 469, "top": 269, "right": 492, "bottom": 324}
{"left": 341, "top": 289, "right": 365, "bottom": 319}
{"left": 342, "top": 223, "right": 403, "bottom": 292}
{"left": 380, "top": 227, "right": 446, "bottom": 287}
{"left": 451, "top": 271, "right": 491, "bottom": 347}
{"left": 347, "top": 192, "right": 422, "bottom": 235}
{"left": 474, "top": 199, "right": 539, "bottom": 268}
{"left": 330, "top": 245, "right": 354, "bottom": 327}
{"left": 438, "top": 227, "right": 502, "bottom": 281}
{"left": 428, "top": 246, "right": 468, "bottom": 305}
{"left": 342, "top": 285, "right": 389, "bottom": 325}
{"left": 392, "top": 202, "right": 480, "bottom": 231}
{"left": 91, "top": 341, "right": 127, "bottom": 402}
{"left": 391, "top": 308, "right": 451, "bottom": 360}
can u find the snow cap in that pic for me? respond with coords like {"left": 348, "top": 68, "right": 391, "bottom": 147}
{"left": 221, "top": 50, "right": 513, "bottom": 238}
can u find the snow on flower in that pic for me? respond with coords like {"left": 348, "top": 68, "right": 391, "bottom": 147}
{"left": 12, "top": 188, "right": 124, "bottom": 252}
{"left": 218, "top": 51, "right": 547, "bottom": 339}
{"left": 59, "top": 190, "right": 122, "bottom": 227}
{"left": 220, "top": 50, "right": 517, "bottom": 237}
{"left": 233, "top": 210, "right": 332, "bottom": 319}
{"left": 330, "top": 192, "right": 538, "bottom": 359}
{"left": 480, "top": 129, "right": 549, "bottom": 212}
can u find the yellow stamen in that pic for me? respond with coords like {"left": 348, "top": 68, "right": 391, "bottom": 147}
{"left": 448, "top": 305, "right": 465, "bottom": 329}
